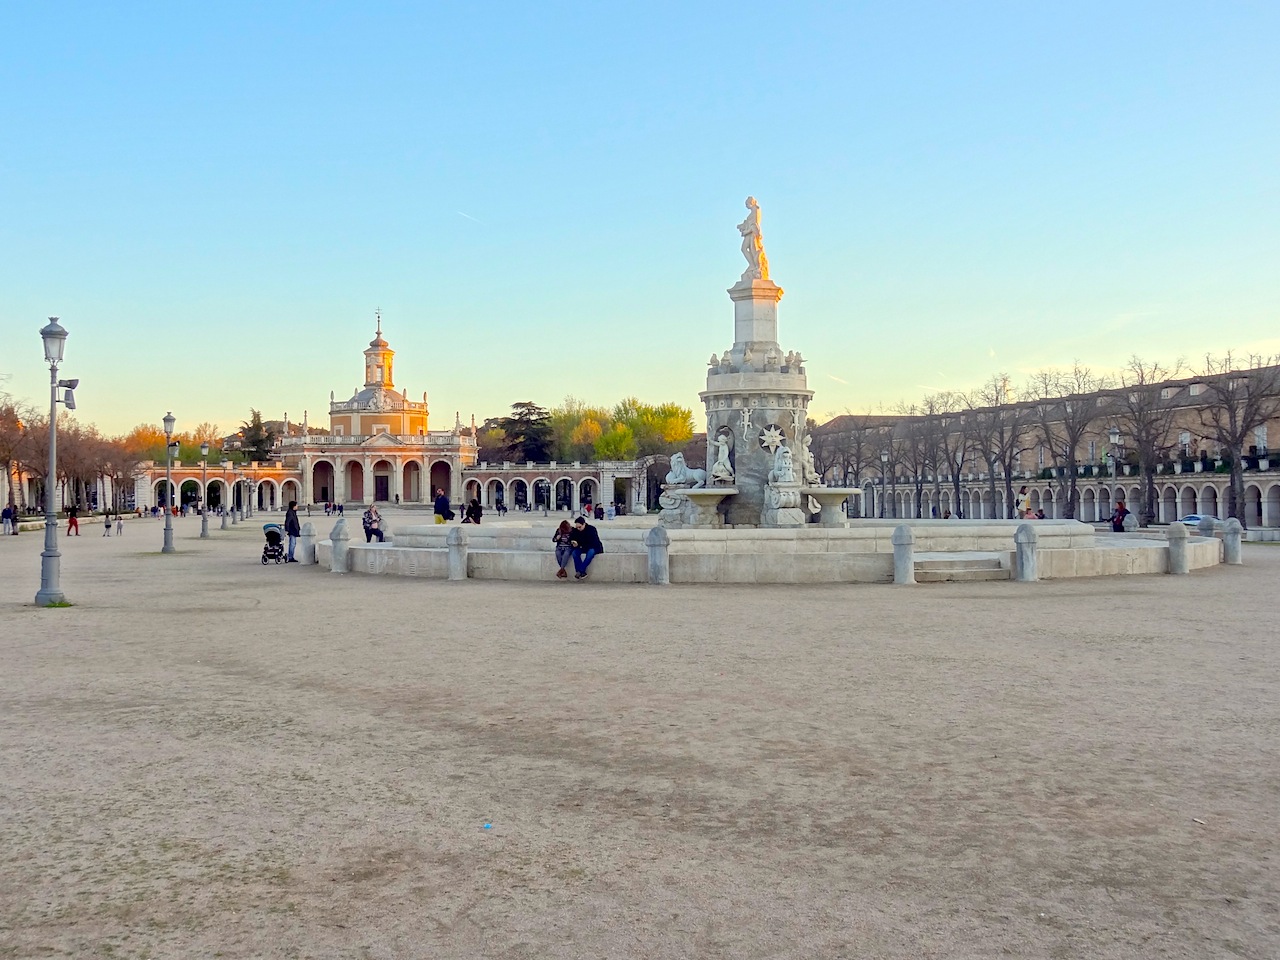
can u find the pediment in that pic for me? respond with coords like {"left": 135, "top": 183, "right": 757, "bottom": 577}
{"left": 361, "top": 433, "right": 406, "bottom": 447}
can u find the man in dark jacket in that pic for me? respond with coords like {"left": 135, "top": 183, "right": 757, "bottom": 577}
{"left": 284, "top": 500, "right": 302, "bottom": 561}
{"left": 569, "top": 516, "right": 604, "bottom": 580}
{"left": 433, "top": 488, "right": 453, "bottom": 525}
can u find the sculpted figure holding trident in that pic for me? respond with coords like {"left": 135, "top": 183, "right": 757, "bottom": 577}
{"left": 737, "top": 196, "right": 770, "bottom": 281}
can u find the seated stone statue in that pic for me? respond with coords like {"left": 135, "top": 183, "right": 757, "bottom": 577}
{"left": 768, "top": 444, "right": 796, "bottom": 484}
{"left": 799, "top": 434, "right": 824, "bottom": 486}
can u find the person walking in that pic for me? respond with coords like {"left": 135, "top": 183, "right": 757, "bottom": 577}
{"left": 551, "top": 520, "right": 573, "bottom": 579}
{"left": 568, "top": 515, "right": 604, "bottom": 580}
{"left": 103, "top": 512, "right": 112, "bottom": 536}
{"left": 362, "top": 504, "right": 386, "bottom": 542}
{"left": 433, "top": 488, "right": 453, "bottom": 525}
{"left": 284, "top": 500, "right": 302, "bottom": 562}
{"left": 66, "top": 504, "right": 80, "bottom": 536}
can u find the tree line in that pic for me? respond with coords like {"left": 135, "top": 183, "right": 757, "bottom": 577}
{"left": 477, "top": 398, "right": 695, "bottom": 464}
{"left": 810, "top": 354, "right": 1280, "bottom": 528}
{"left": 0, "top": 400, "right": 276, "bottom": 513}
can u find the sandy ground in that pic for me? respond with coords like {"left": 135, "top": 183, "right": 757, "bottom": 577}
{"left": 1, "top": 511, "right": 1277, "bottom": 960}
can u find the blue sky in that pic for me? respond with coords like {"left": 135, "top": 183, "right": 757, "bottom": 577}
{"left": 2, "top": 1, "right": 1277, "bottom": 436}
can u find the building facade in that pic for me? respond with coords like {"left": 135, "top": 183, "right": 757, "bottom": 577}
{"left": 128, "top": 318, "right": 648, "bottom": 515}
{"left": 816, "top": 368, "right": 1280, "bottom": 530}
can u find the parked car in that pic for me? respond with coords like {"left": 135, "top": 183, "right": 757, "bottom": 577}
{"left": 1177, "top": 514, "right": 1218, "bottom": 524}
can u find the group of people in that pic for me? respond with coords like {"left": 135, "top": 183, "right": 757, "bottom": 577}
{"left": 551, "top": 516, "right": 604, "bottom": 580}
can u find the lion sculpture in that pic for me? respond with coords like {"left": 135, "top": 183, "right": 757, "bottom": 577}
{"left": 665, "top": 452, "right": 707, "bottom": 489}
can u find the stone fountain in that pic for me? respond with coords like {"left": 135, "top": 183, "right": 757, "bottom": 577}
{"left": 659, "top": 197, "right": 859, "bottom": 528}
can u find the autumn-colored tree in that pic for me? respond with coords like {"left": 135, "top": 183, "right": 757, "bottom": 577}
{"left": 593, "top": 423, "right": 638, "bottom": 461}
{"left": 122, "top": 423, "right": 168, "bottom": 459}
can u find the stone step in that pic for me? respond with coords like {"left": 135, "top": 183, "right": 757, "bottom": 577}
{"left": 915, "top": 567, "right": 1011, "bottom": 582}
{"left": 915, "top": 557, "right": 1004, "bottom": 572}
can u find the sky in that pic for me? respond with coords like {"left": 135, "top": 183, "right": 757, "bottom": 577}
{"left": 2, "top": 1, "right": 1277, "bottom": 437}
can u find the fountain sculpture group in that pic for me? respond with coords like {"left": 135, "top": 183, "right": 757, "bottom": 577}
{"left": 659, "top": 197, "right": 859, "bottom": 528}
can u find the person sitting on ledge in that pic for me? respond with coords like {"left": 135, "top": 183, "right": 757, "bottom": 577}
{"left": 362, "top": 504, "right": 385, "bottom": 543}
{"left": 568, "top": 516, "right": 604, "bottom": 581}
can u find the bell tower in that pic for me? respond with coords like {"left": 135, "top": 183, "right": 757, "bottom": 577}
{"left": 363, "top": 309, "right": 394, "bottom": 389}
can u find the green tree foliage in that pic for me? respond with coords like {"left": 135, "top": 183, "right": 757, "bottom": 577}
{"left": 499, "top": 402, "right": 553, "bottom": 462}
{"left": 542, "top": 395, "right": 695, "bottom": 461}
{"left": 240, "top": 409, "right": 276, "bottom": 463}
{"left": 611, "top": 398, "right": 694, "bottom": 456}
{"left": 476, "top": 423, "right": 507, "bottom": 462}
{"left": 593, "top": 423, "right": 638, "bottom": 461}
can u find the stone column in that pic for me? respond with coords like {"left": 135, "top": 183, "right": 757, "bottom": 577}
{"left": 450, "top": 458, "right": 463, "bottom": 507}
{"left": 645, "top": 525, "right": 670, "bottom": 585}
{"left": 892, "top": 524, "right": 915, "bottom": 585}
{"left": 298, "top": 521, "right": 317, "bottom": 565}
{"left": 446, "top": 526, "right": 468, "bottom": 581}
{"left": 300, "top": 458, "right": 310, "bottom": 506}
{"left": 1014, "top": 523, "right": 1039, "bottom": 581}
{"left": 329, "top": 518, "right": 350, "bottom": 574}
{"left": 334, "top": 459, "right": 347, "bottom": 506}
{"left": 1223, "top": 517, "right": 1243, "bottom": 565}
{"left": 1167, "top": 521, "right": 1189, "bottom": 575}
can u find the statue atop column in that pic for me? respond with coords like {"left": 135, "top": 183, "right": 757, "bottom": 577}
{"left": 737, "top": 196, "right": 771, "bottom": 282}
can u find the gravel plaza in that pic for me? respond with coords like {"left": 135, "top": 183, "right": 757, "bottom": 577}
{"left": 1, "top": 510, "right": 1278, "bottom": 959}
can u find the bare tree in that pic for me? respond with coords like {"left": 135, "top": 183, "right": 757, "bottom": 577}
{"left": 1197, "top": 354, "right": 1280, "bottom": 527}
{"left": 893, "top": 405, "right": 929, "bottom": 518}
{"left": 967, "top": 375, "right": 1033, "bottom": 518}
{"left": 811, "top": 410, "right": 895, "bottom": 516}
{"left": 930, "top": 392, "right": 972, "bottom": 517}
{"left": 1110, "top": 356, "right": 1186, "bottom": 527}
{"left": 1026, "top": 362, "right": 1111, "bottom": 518}
{"left": 0, "top": 398, "right": 34, "bottom": 509}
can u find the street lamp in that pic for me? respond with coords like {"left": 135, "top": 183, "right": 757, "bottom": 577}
{"left": 200, "top": 442, "right": 210, "bottom": 538}
{"left": 162, "top": 412, "right": 176, "bottom": 553}
{"left": 879, "top": 450, "right": 889, "bottom": 519}
{"left": 36, "top": 317, "right": 73, "bottom": 606}
{"left": 220, "top": 460, "right": 230, "bottom": 530}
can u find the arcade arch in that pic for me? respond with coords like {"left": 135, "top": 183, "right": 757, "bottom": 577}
{"left": 403, "top": 461, "right": 422, "bottom": 503}
{"left": 345, "top": 461, "right": 365, "bottom": 503}
{"left": 312, "top": 461, "right": 335, "bottom": 504}
{"left": 429, "top": 460, "right": 451, "bottom": 500}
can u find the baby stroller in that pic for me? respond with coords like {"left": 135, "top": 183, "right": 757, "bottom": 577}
{"left": 261, "top": 523, "right": 285, "bottom": 564}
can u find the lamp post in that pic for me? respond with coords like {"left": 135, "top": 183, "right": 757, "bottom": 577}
{"left": 879, "top": 450, "right": 889, "bottom": 519}
{"left": 199, "top": 442, "right": 210, "bottom": 538}
{"left": 247, "top": 464, "right": 256, "bottom": 518}
{"left": 36, "top": 317, "right": 71, "bottom": 606}
{"left": 220, "top": 463, "right": 230, "bottom": 529}
{"left": 161, "top": 412, "right": 176, "bottom": 553}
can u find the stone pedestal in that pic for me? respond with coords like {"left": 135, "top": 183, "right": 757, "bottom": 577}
{"left": 728, "top": 278, "right": 783, "bottom": 346}
{"left": 761, "top": 481, "right": 806, "bottom": 527}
